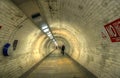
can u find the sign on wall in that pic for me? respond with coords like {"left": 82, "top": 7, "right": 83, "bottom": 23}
{"left": 13, "top": 40, "right": 18, "bottom": 50}
{"left": 104, "top": 18, "right": 120, "bottom": 42}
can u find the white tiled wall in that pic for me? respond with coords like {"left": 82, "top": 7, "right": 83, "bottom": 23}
{"left": 38, "top": 0, "right": 120, "bottom": 78}
{"left": 0, "top": 0, "right": 50, "bottom": 78}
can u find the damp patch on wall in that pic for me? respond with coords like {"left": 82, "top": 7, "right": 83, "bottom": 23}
{"left": 104, "top": 18, "right": 120, "bottom": 42}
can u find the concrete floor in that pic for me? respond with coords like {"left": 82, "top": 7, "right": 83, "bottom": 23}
{"left": 22, "top": 49, "right": 97, "bottom": 78}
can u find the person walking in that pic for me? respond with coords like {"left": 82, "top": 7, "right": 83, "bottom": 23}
{"left": 61, "top": 45, "right": 65, "bottom": 55}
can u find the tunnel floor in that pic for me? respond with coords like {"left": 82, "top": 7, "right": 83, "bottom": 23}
{"left": 22, "top": 49, "right": 97, "bottom": 78}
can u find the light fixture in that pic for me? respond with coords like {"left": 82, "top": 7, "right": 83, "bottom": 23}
{"left": 54, "top": 41, "right": 58, "bottom": 46}
{"left": 31, "top": 13, "right": 58, "bottom": 46}
{"left": 52, "top": 39, "right": 55, "bottom": 42}
{"left": 47, "top": 32, "right": 51, "bottom": 35}
{"left": 48, "top": 34, "right": 52, "bottom": 37}
{"left": 49, "top": 36, "right": 53, "bottom": 39}
{"left": 43, "top": 28, "right": 49, "bottom": 32}
{"left": 42, "top": 25, "right": 48, "bottom": 30}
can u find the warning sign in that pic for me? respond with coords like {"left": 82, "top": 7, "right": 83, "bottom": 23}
{"left": 104, "top": 18, "right": 120, "bottom": 42}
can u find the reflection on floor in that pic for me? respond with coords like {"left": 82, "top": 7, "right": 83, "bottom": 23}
{"left": 23, "top": 49, "right": 97, "bottom": 78}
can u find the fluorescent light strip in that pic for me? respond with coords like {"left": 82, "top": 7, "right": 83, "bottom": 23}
{"left": 50, "top": 36, "right": 53, "bottom": 39}
{"left": 43, "top": 28, "right": 49, "bottom": 32}
{"left": 54, "top": 41, "right": 58, "bottom": 46}
{"left": 48, "top": 34, "right": 52, "bottom": 37}
{"left": 47, "top": 32, "right": 51, "bottom": 35}
{"left": 52, "top": 39, "right": 55, "bottom": 42}
{"left": 42, "top": 25, "right": 48, "bottom": 30}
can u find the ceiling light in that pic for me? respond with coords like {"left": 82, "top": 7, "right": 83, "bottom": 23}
{"left": 47, "top": 33, "right": 52, "bottom": 37}
{"left": 43, "top": 28, "right": 49, "bottom": 32}
{"left": 50, "top": 36, "right": 53, "bottom": 39}
{"left": 52, "top": 39, "right": 55, "bottom": 42}
{"left": 47, "top": 32, "right": 51, "bottom": 35}
{"left": 54, "top": 41, "right": 58, "bottom": 46}
{"left": 42, "top": 25, "right": 48, "bottom": 30}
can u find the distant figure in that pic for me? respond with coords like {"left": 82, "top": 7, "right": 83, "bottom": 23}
{"left": 61, "top": 45, "right": 65, "bottom": 55}
{"left": 56, "top": 46, "right": 58, "bottom": 49}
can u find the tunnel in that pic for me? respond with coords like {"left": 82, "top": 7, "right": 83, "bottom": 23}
{"left": 0, "top": 0, "right": 120, "bottom": 78}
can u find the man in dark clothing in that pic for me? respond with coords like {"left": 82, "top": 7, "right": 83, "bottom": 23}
{"left": 61, "top": 45, "right": 65, "bottom": 55}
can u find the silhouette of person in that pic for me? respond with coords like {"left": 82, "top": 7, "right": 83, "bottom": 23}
{"left": 56, "top": 46, "right": 58, "bottom": 49}
{"left": 61, "top": 45, "right": 65, "bottom": 55}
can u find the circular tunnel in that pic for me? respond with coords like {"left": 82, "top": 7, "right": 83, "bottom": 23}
{"left": 39, "top": 27, "right": 83, "bottom": 60}
{"left": 0, "top": 0, "right": 120, "bottom": 78}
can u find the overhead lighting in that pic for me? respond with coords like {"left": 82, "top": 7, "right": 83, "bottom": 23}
{"left": 52, "top": 39, "right": 55, "bottom": 42}
{"left": 47, "top": 33, "right": 52, "bottom": 37}
{"left": 42, "top": 25, "right": 48, "bottom": 30}
{"left": 49, "top": 36, "right": 53, "bottom": 39}
{"left": 54, "top": 41, "right": 58, "bottom": 46}
{"left": 32, "top": 13, "right": 58, "bottom": 46}
{"left": 47, "top": 32, "right": 51, "bottom": 35}
{"left": 43, "top": 28, "right": 49, "bottom": 32}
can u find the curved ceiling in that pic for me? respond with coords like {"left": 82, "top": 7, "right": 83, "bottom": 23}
{"left": 9, "top": 0, "right": 120, "bottom": 78}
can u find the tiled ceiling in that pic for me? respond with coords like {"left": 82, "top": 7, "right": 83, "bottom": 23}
{"left": 37, "top": 0, "right": 120, "bottom": 26}
{"left": 12, "top": 0, "right": 120, "bottom": 30}
{"left": 38, "top": 0, "right": 60, "bottom": 23}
